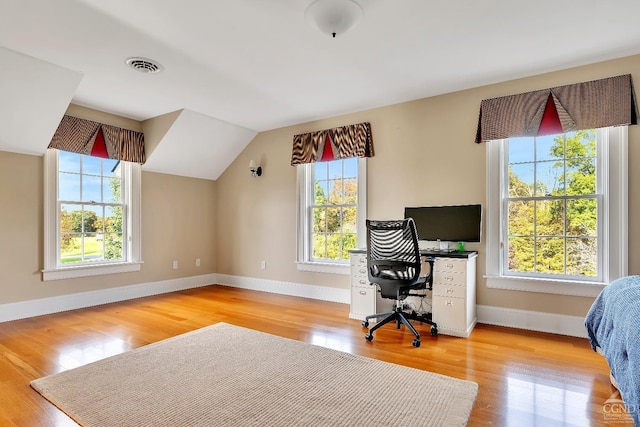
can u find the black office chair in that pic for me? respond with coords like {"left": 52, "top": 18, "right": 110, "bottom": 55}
{"left": 362, "top": 218, "right": 437, "bottom": 347}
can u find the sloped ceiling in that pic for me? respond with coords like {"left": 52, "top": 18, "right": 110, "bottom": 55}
{"left": 2, "top": 0, "right": 640, "bottom": 180}
{"left": 143, "top": 109, "right": 257, "bottom": 181}
{"left": 0, "top": 46, "right": 82, "bottom": 156}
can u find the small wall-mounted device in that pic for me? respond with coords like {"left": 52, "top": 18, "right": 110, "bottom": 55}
{"left": 249, "top": 160, "right": 262, "bottom": 178}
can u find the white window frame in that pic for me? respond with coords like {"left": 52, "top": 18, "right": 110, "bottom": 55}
{"left": 43, "top": 149, "right": 142, "bottom": 281}
{"left": 296, "top": 158, "right": 367, "bottom": 275}
{"left": 485, "top": 127, "right": 627, "bottom": 297}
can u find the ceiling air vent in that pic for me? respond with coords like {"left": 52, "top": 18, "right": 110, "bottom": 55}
{"left": 125, "top": 57, "right": 163, "bottom": 74}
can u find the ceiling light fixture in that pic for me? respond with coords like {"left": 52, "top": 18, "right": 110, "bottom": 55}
{"left": 305, "top": 0, "right": 363, "bottom": 38}
{"left": 125, "top": 57, "right": 164, "bottom": 74}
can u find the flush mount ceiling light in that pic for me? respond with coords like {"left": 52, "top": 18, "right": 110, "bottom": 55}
{"left": 305, "top": 0, "right": 363, "bottom": 38}
{"left": 125, "top": 57, "right": 164, "bottom": 74}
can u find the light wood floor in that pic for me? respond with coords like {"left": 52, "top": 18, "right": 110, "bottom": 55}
{"left": 0, "top": 285, "right": 624, "bottom": 426}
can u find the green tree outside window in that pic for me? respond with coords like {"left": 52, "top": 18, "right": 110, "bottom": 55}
{"left": 311, "top": 158, "right": 358, "bottom": 262}
{"left": 507, "top": 130, "right": 597, "bottom": 277}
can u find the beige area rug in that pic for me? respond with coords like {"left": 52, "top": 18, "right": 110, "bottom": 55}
{"left": 31, "top": 322, "right": 478, "bottom": 426}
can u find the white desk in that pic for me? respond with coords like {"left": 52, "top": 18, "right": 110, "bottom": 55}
{"left": 348, "top": 249, "right": 477, "bottom": 337}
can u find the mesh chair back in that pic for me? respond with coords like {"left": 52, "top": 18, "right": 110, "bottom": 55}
{"left": 366, "top": 219, "right": 422, "bottom": 295}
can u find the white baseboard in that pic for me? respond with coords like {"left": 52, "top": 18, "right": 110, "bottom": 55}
{"left": 0, "top": 274, "right": 217, "bottom": 323}
{"left": 1, "top": 273, "right": 588, "bottom": 339}
{"left": 477, "top": 304, "right": 587, "bottom": 338}
{"left": 218, "top": 276, "right": 588, "bottom": 338}
{"left": 215, "top": 274, "right": 350, "bottom": 304}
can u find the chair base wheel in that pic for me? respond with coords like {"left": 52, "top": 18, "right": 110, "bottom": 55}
{"left": 412, "top": 339, "right": 421, "bottom": 347}
{"left": 365, "top": 333, "right": 373, "bottom": 342}
{"left": 431, "top": 326, "right": 438, "bottom": 336}
{"left": 362, "top": 320, "right": 369, "bottom": 328}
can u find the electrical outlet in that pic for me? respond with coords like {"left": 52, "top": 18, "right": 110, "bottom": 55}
{"left": 172, "top": 260, "right": 178, "bottom": 269}
{"left": 260, "top": 260, "right": 266, "bottom": 270}
{"left": 196, "top": 258, "right": 201, "bottom": 267}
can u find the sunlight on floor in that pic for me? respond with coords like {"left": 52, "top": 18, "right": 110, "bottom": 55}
{"left": 310, "top": 331, "right": 352, "bottom": 353}
{"left": 57, "top": 338, "right": 129, "bottom": 372}
{"left": 52, "top": 408, "right": 78, "bottom": 427}
{"left": 505, "top": 373, "right": 593, "bottom": 426}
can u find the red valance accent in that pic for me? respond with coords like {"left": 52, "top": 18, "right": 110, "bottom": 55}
{"left": 538, "top": 94, "right": 564, "bottom": 136}
{"left": 90, "top": 128, "right": 109, "bottom": 158}
{"left": 475, "top": 74, "right": 638, "bottom": 143}
{"left": 291, "top": 121, "right": 374, "bottom": 165}
{"left": 48, "top": 115, "right": 146, "bottom": 164}
{"left": 320, "top": 134, "right": 335, "bottom": 161}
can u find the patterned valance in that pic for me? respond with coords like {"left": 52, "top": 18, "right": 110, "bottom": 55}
{"left": 48, "top": 115, "right": 146, "bottom": 164}
{"left": 291, "top": 121, "right": 374, "bottom": 165}
{"left": 475, "top": 74, "right": 638, "bottom": 143}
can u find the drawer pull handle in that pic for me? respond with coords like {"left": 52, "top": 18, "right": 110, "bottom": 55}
{"left": 445, "top": 301, "right": 453, "bottom": 306}
{"left": 446, "top": 288, "right": 454, "bottom": 294}
{"left": 359, "top": 269, "right": 367, "bottom": 274}
{"left": 445, "top": 276, "right": 454, "bottom": 281}
{"left": 445, "top": 263, "right": 454, "bottom": 269}
{"left": 359, "top": 258, "right": 366, "bottom": 263}
{"left": 359, "top": 280, "right": 367, "bottom": 285}
{"left": 359, "top": 290, "right": 367, "bottom": 295}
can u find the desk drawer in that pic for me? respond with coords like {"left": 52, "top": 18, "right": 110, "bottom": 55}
{"left": 432, "top": 296, "right": 467, "bottom": 331}
{"left": 350, "top": 253, "right": 367, "bottom": 268}
{"left": 433, "top": 283, "right": 466, "bottom": 299}
{"left": 433, "top": 270, "right": 466, "bottom": 287}
{"left": 351, "top": 274, "right": 370, "bottom": 288}
{"left": 352, "top": 263, "right": 368, "bottom": 276}
{"left": 350, "top": 285, "right": 376, "bottom": 318}
{"left": 434, "top": 258, "right": 466, "bottom": 275}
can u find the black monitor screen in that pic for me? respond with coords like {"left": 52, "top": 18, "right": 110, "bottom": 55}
{"left": 404, "top": 204, "right": 482, "bottom": 242}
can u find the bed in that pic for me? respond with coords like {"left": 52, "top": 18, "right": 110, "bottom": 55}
{"left": 585, "top": 275, "right": 640, "bottom": 425}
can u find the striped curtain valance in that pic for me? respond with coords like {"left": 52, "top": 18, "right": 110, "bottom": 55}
{"left": 291, "top": 121, "right": 374, "bottom": 166}
{"left": 475, "top": 74, "right": 639, "bottom": 143}
{"left": 48, "top": 115, "right": 146, "bottom": 164}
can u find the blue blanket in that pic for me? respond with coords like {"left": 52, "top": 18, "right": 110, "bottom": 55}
{"left": 585, "top": 275, "right": 640, "bottom": 426}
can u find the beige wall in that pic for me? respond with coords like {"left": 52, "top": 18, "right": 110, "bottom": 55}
{"left": 2, "top": 55, "right": 638, "bottom": 319}
{"left": 0, "top": 107, "right": 217, "bottom": 305}
{"left": 216, "top": 54, "right": 640, "bottom": 318}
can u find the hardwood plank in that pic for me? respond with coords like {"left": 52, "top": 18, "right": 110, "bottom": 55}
{"left": 0, "top": 285, "right": 621, "bottom": 426}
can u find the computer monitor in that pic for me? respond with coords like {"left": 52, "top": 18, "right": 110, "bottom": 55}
{"left": 404, "top": 204, "right": 482, "bottom": 243}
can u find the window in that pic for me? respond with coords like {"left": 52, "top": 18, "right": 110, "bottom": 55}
{"left": 485, "top": 127, "right": 627, "bottom": 296}
{"left": 296, "top": 157, "right": 367, "bottom": 274}
{"left": 506, "top": 130, "right": 599, "bottom": 277}
{"left": 43, "top": 149, "right": 142, "bottom": 280}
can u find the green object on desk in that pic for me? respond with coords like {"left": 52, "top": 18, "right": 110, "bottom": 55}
{"left": 458, "top": 242, "right": 464, "bottom": 252}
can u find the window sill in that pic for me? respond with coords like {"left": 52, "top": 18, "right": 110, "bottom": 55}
{"left": 485, "top": 275, "right": 605, "bottom": 297}
{"left": 42, "top": 261, "right": 143, "bottom": 281}
{"left": 296, "top": 261, "right": 350, "bottom": 275}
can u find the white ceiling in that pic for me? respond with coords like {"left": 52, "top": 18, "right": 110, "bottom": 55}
{"left": 2, "top": 0, "right": 640, "bottom": 179}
